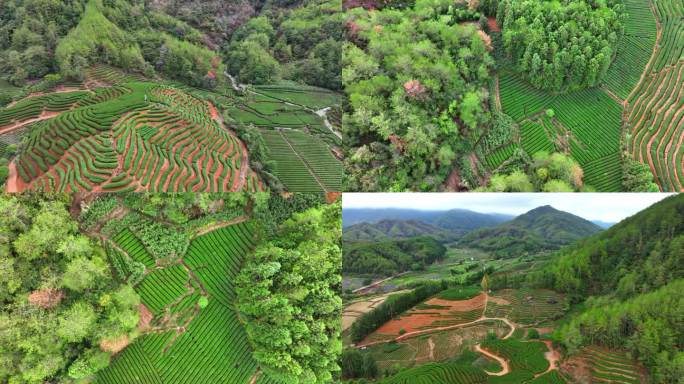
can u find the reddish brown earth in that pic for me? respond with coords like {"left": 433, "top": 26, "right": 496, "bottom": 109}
{"left": 138, "top": 304, "right": 153, "bottom": 330}
{"left": 100, "top": 334, "right": 130, "bottom": 354}
{"left": 5, "top": 161, "right": 29, "bottom": 193}
{"left": 359, "top": 293, "right": 487, "bottom": 345}
{"left": 487, "top": 17, "right": 501, "bottom": 32}
{"left": 0, "top": 110, "right": 62, "bottom": 135}
{"left": 28, "top": 288, "right": 64, "bottom": 309}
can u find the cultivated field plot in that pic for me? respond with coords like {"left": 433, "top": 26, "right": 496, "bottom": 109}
{"left": 604, "top": 0, "right": 658, "bottom": 99}
{"left": 260, "top": 128, "right": 342, "bottom": 192}
{"left": 224, "top": 84, "right": 343, "bottom": 192}
{"left": 484, "top": 288, "right": 567, "bottom": 326}
{"left": 497, "top": 72, "right": 623, "bottom": 191}
{"left": 627, "top": 0, "right": 684, "bottom": 191}
{"left": 1, "top": 67, "right": 262, "bottom": 193}
{"left": 360, "top": 293, "right": 487, "bottom": 345}
{"left": 366, "top": 323, "right": 508, "bottom": 371}
{"left": 479, "top": 338, "right": 550, "bottom": 382}
{"left": 97, "top": 222, "right": 280, "bottom": 384}
{"left": 378, "top": 363, "right": 489, "bottom": 384}
{"left": 563, "top": 346, "right": 646, "bottom": 384}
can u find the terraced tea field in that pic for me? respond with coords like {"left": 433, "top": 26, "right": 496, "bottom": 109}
{"left": 97, "top": 218, "right": 280, "bottom": 384}
{"left": 497, "top": 72, "right": 623, "bottom": 191}
{"left": 0, "top": 66, "right": 342, "bottom": 192}
{"left": 484, "top": 288, "right": 567, "bottom": 326}
{"left": 492, "top": 0, "right": 684, "bottom": 191}
{"left": 563, "top": 347, "right": 645, "bottom": 384}
{"left": 626, "top": 0, "right": 684, "bottom": 191}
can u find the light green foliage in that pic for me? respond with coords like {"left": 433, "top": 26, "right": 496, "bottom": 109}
{"left": 344, "top": 0, "right": 494, "bottom": 191}
{"left": 0, "top": 194, "right": 140, "bottom": 384}
{"left": 56, "top": 0, "right": 146, "bottom": 79}
{"left": 237, "top": 202, "right": 342, "bottom": 384}
{"left": 57, "top": 302, "right": 97, "bottom": 342}
{"left": 484, "top": 152, "right": 585, "bottom": 192}
{"left": 62, "top": 255, "right": 108, "bottom": 292}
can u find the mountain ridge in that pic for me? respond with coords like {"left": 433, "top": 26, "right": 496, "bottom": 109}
{"left": 460, "top": 205, "right": 602, "bottom": 257}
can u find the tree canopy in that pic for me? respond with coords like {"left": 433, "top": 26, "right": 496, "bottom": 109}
{"left": 0, "top": 194, "right": 141, "bottom": 383}
{"left": 236, "top": 201, "right": 342, "bottom": 384}
{"left": 344, "top": 0, "right": 495, "bottom": 191}
{"left": 497, "top": 0, "right": 625, "bottom": 91}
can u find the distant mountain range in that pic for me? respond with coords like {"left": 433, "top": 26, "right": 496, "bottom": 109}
{"left": 343, "top": 208, "right": 513, "bottom": 234}
{"left": 460, "top": 205, "right": 603, "bottom": 257}
{"left": 591, "top": 220, "right": 616, "bottom": 229}
{"left": 343, "top": 219, "right": 452, "bottom": 242}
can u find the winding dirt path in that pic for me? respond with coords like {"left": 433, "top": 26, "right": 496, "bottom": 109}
{"left": 535, "top": 340, "right": 561, "bottom": 378}
{"left": 475, "top": 344, "right": 510, "bottom": 376}
{"left": 352, "top": 272, "right": 409, "bottom": 294}
{"left": 248, "top": 368, "right": 261, "bottom": 384}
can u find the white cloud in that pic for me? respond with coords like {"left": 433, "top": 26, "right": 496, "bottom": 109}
{"left": 342, "top": 193, "right": 676, "bottom": 222}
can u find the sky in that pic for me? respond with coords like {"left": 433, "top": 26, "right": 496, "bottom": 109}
{"left": 343, "top": 193, "right": 676, "bottom": 222}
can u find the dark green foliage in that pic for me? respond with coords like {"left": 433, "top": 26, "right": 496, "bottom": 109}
{"left": 622, "top": 159, "right": 660, "bottom": 192}
{"left": 252, "top": 192, "right": 327, "bottom": 237}
{"left": 343, "top": 219, "right": 451, "bottom": 242}
{"left": 341, "top": 349, "right": 378, "bottom": 379}
{"left": 236, "top": 202, "right": 342, "bottom": 384}
{"left": 343, "top": 236, "right": 447, "bottom": 275}
{"left": 537, "top": 194, "right": 684, "bottom": 297}
{"left": 497, "top": 0, "right": 625, "bottom": 91}
{"left": 350, "top": 282, "right": 446, "bottom": 343}
{"left": 557, "top": 280, "right": 684, "bottom": 382}
{"left": 461, "top": 205, "right": 602, "bottom": 257}
{"left": 224, "top": 0, "right": 343, "bottom": 89}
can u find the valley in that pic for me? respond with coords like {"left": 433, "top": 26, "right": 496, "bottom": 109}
{"left": 341, "top": 194, "right": 683, "bottom": 383}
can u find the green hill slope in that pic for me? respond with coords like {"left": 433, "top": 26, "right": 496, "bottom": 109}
{"left": 460, "top": 206, "right": 602, "bottom": 257}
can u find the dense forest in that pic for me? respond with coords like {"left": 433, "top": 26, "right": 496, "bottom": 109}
{"left": 343, "top": 236, "right": 446, "bottom": 275}
{"left": 237, "top": 201, "right": 342, "bottom": 384}
{"left": 497, "top": 0, "right": 625, "bottom": 91}
{"left": 0, "top": 0, "right": 341, "bottom": 90}
{"left": 527, "top": 194, "right": 684, "bottom": 382}
{"left": 343, "top": 0, "right": 495, "bottom": 191}
{"left": 0, "top": 194, "right": 141, "bottom": 382}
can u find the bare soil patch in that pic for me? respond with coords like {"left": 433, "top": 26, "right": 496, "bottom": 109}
{"left": 100, "top": 335, "right": 130, "bottom": 354}
{"left": 360, "top": 293, "right": 486, "bottom": 343}
{"left": 487, "top": 17, "right": 501, "bottom": 32}
{"left": 138, "top": 304, "right": 153, "bottom": 330}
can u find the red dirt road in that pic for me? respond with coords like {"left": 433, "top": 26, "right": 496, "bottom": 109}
{"left": 358, "top": 293, "right": 487, "bottom": 346}
{"left": 5, "top": 160, "right": 29, "bottom": 193}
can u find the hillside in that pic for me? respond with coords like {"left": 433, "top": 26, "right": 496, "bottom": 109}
{"left": 343, "top": 236, "right": 447, "bottom": 276}
{"left": 0, "top": 0, "right": 343, "bottom": 193}
{"left": 539, "top": 194, "right": 684, "bottom": 297}
{"left": 343, "top": 219, "right": 450, "bottom": 242}
{"left": 460, "top": 206, "right": 602, "bottom": 257}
